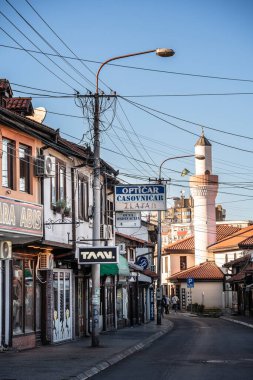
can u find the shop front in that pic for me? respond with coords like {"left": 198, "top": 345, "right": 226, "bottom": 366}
{"left": 0, "top": 196, "right": 43, "bottom": 350}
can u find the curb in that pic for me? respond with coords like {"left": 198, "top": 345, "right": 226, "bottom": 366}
{"left": 220, "top": 316, "right": 253, "bottom": 329}
{"left": 72, "top": 321, "right": 173, "bottom": 380}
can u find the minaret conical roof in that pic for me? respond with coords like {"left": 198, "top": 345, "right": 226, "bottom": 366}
{"left": 195, "top": 131, "right": 211, "bottom": 147}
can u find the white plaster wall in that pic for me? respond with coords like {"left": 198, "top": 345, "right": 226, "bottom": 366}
{"left": 181, "top": 282, "right": 223, "bottom": 309}
{"left": 43, "top": 151, "right": 93, "bottom": 246}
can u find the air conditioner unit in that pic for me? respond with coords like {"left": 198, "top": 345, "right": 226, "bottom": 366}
{"left": 39, "top": 253, "right": 53, "bottom": 270}
{"left": 100, "top": 224, "right": 113, "bottom": 240}
{"left": 36, "top": 155, "right": 56, "bottom": 177}
{"left": 0, "top": 241, "right": 12, "bottom": 260}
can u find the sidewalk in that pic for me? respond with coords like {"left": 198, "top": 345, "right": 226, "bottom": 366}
{"left": 220, "top": 314, "right": 253, "bottom": 329}
{"left": 0, "top": 318, "right": 173, "bottom": 380}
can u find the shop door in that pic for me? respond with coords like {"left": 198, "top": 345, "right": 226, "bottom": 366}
{"left": 53, "top": 270, "right": 72, "bottom": 343}
{"left": 106, "top": 285, "right": 115, "bottom": 330}
{"left": 77, "top": 277, "right": 85, "bottom": 336}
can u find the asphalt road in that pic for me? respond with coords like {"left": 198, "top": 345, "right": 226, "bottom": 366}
{"left": 92, "top": 313, "right": 253, "bottom": 380}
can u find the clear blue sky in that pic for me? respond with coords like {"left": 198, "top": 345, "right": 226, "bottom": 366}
{"left": 1, "top": 0, "right": 253, "bottom": 220}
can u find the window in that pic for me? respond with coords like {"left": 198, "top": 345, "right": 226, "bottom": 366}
{"left": 13, "top": 258, "right": 36, "bottom": 335}
{"left": 19, "top": 144, "right": 31, "bottom": 193}
{"left": 129, "top": 248, "right": 134, "bottom": 262}
{"left": 2, "top": 138, "right": 15, "bottom": 189}
{"left": 106, "top": 200, "right": 114, "bottom": 226}
{"left": 51, "top": 160, "right": 66, "bottom": 207}
{"left": 180, "top": 256, "right": 187, "bottom": 271}
{"left": 78, "top": 175, "right": 88, "bottom": 220}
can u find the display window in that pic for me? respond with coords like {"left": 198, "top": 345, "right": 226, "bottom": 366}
{"left": 13, "top": 258, "right": 38, "bottom": 335}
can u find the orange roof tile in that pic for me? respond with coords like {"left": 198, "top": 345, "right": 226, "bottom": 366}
{"left": 4, "top": 97, "right": 33, "bottom": 115}
{"left": 164, "top": 225, "right": 241, "bottom": 254}
{"left": 208, "top": 225, "right": 253, "bottom": 252}
{"left": 169, "top": 261, "right": 224, "bottom": 281}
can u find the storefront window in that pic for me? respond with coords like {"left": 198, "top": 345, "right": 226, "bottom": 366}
{"left": 13, "top": 260, "right": 23, "bottom": 335}
{"left": 116, "top": 287, "right": 123, "bottom": 319}
{"left": 13, "top": 258, "right": 36, "bottom": 335}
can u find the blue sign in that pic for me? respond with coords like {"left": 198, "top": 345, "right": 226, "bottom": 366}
{"left": 187, "top": 277, "right": 194, "bottom": 288}
{"left": 114, "top": 184, "right": 166, "bottom": 211}
{"left": 136, "top": 256, "right": 149, "bottom": 269}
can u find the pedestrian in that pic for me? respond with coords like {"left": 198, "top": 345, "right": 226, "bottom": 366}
{"left": 165, "top": 295, "right": 171, "bottom": 314}
{"left": 171, "top": 294, "right": 179, "bottom": 312}
{"left": 161, "top": 295, "right": 167, "bottom": 316}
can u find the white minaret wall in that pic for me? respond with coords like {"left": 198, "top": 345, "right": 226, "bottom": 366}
{"left": 190, "top": 134, "right": 218, "bottom": 265}
{"left": 195, "top": 144, "right": 212, "bottom": 175}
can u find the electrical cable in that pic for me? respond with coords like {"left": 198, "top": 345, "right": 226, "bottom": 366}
{"left": 4, "top": 0, "right": 94, "bottom": 90}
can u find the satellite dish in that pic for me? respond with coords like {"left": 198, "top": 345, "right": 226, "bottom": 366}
{"left": 27, "top": 107, "right": 47, "bottom": 123}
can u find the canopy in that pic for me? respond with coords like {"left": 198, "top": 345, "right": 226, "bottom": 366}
{"left": 100, "top": 254, "right": 130, "bottom": 277}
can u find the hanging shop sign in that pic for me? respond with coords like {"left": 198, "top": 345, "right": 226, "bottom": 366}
{"left": 78, "top": 246, "right": 119, "bottom": 264}
{"left": 114, "top": 184, "right": 166, "bottom": 212}
{"left": 0, "top": 196, "right": 43, "bottom": 236}
{"left": 115, "top": 211, "right": 141, "bottom": 228}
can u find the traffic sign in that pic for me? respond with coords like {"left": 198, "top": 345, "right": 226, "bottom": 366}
{"left": 136, "top": 256, "right": 149, "bottom": 269}
{"left": 187, "top": 277, "right": 194, "bottom": 288}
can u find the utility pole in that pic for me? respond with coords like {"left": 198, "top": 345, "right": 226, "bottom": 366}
{"left": 91, "top": 48, "right": 175, "bottom": 346}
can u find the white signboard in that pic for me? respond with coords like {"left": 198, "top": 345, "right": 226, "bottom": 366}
{"left": 115, "top": 212, "right": 141, "bottom": 228}
{"left": 115, "top": 184, "right": 166, "bottom": 211}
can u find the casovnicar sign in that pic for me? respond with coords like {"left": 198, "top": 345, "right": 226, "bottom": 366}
{"left": 114, "top": 184, "right": 166, "bottom": 211}
{"left": 78, "top": 246, "right": 119, "bottom": 264}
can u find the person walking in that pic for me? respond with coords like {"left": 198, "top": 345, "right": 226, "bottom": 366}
{"left": 161, "top": 295, "right": 167, "bottom": 316}
{"left": 171, "top": 294, "right": 179, "bottom": 312}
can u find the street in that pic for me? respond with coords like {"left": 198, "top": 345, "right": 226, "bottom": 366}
{"left": 92, "top": 314, "right": 253, "bottom": 380}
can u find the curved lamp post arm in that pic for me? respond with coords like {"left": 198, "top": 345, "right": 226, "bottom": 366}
{"left": 96, "top": 48, "right": 175, "bottom": 93}
{"left": 159, "top": 154, "right": 205, "bottom": 180}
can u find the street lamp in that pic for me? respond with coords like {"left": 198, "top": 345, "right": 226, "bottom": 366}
{"left": 156, "top": 154, "right": 205, "bottom": 325}
{"left": 92, "top": 48, "right": 175, "bottom": 347}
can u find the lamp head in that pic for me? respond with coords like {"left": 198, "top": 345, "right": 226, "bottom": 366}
{"left": 156, "top": 48, "right": 175, "bottom": 57}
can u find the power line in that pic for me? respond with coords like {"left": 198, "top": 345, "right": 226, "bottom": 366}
{"left": 4, "top": 0, "right": 93, "bottom": 90}
{"left": 24, "top": 0, "right": 111, "bottom": 93}
{"left": 2, "top": 43, "right": 253, "bottom": 84}
{"left": 120, "top": 97, "right": 253, "bottom": 154}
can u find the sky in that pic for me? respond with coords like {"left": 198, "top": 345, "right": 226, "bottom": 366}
{"left": 1, "top": 0, "right": 253, "bottom": 221}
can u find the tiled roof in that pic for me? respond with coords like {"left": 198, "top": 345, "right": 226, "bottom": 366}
{"left": 4, "top": 97, "right": 33, "bottom": 114}
{"left": 164, "top": 225, "right": 241, "bottom": 254}
{"left": 208, "top": 225, "right": 253, "bottom": 252}
{"left": 143, "top": 268, "right": 158, "bottom": 278}
{"left": 227, "top": 265, "right": 253, "bottom": 282}
{"left": 223, "top": 254, "right": 251, "bottom": 268}
{"left": 169, "top": 261, "right": 224, "bottom": 281}
{"left": 116, "top": 232, "right": 154, "bottom": 247}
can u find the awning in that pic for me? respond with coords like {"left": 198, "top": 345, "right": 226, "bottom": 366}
{"left": 100, "top": 254, "right": 130, "bottom": 277}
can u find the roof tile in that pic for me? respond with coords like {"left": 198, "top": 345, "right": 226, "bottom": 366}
{"left": 169, "top": 261, "right": 224, "bottom": 281}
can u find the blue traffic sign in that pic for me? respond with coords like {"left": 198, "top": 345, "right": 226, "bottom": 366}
{"left": 136, "top": 256, "right": 149, "bottom": 269}
{"left": 187, "top": 277, "right": 194, "bottom": 288}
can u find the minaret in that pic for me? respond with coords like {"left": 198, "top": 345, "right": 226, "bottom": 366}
{"left": 190, "top": 132, "right": 218, "bottom": 265}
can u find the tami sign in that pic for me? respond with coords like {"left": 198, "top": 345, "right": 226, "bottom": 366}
{"left": 115, "top": 184, "right": 166, "bottom": 211}
{"left": 78, "top": 246, "right": 119, "bottom": 264}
